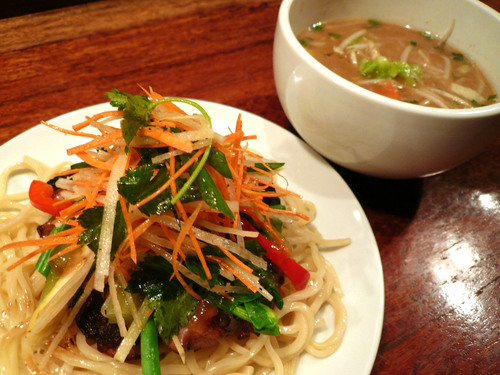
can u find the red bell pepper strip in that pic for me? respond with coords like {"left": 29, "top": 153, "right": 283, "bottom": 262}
{"left": 29, "top": 180, "right": 69, "bottom": 217}
{"left": 242, "top": 218, "right": 310, "bottom": 290}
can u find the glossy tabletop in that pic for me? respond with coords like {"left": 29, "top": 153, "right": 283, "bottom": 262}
{"left": 1, "top": 1, "right": 499, "bottom": 373}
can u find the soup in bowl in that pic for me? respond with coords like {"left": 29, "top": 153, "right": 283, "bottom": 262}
{"left": 273, "top": 0, "right": 500, "bottom": 178}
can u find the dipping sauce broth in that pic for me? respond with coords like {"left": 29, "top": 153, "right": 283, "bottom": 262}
{"left": 297, "top": 18, "right": 498, "bottom": 108}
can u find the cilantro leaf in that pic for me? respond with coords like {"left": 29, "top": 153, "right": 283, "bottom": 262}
{"left": 185, "top": 255, "right": 224, "bottom": 288}
{"left": 105, "top": 88, "right": 155, "bottom": 149}
{"left": 126, "top": 256, "right": 199, "bottom": 343}
{"left": 152, "top": 290, "right": 198, "bottom": 344}
{"left": 104, "top": 88, "right": 129, "bottom": 110}
{"left": 127, "top": 256, "right": 183, "bottom": 301}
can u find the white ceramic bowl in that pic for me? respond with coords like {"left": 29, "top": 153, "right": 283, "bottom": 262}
{"left": 273, "top": 0, "right": 500, "bottom": 179}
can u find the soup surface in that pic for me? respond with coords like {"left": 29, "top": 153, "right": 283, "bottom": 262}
{"left": 297, "top": 18, "right": 498, "bottom": 108}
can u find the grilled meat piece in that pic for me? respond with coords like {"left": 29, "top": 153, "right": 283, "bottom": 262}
{"left": 169, "top": 299, "right": 254, "bottom": 352}
{"left": 76, "top": 290, "right": 140, "bottom": 358}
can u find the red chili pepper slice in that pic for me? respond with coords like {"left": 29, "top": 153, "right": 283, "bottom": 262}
{"left": 28, "top": 180, "right": 69, "bottom": 217}
{"left": 242, "top": 218, "right": 310, "bottom": 290}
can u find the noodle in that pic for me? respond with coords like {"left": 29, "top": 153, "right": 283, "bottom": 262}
{"left": 0, "top": 99, "right": 349, "bottom": 375}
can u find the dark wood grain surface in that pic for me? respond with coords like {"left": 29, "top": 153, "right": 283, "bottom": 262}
{"left": 1, "top": 1, "right": 499, "bottom": 373}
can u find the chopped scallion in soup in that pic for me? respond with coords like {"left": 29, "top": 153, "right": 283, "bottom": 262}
{"left": 297, "top": 18, "right": 498, "bottom": 108}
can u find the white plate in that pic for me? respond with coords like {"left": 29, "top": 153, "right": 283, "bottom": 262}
{"left": 0, "top": 101, "right": 384, "bottom": 375}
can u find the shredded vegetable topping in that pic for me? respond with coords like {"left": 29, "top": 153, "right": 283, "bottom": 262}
{"left": 0, "top": 87, "right": 353, "bottom": 374}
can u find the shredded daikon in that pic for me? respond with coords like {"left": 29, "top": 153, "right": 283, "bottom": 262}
{"left": 94, "top": 150, "right": 128, "bottom": 292}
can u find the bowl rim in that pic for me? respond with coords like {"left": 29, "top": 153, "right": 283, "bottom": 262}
{"left": 277, "top": 0, "right": 500, "bottom": 119}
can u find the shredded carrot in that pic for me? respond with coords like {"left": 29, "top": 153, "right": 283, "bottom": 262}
{"left": 85, "top": 170, "right": 108, "bottom": 209}
{"left": 174, "top": 201, "right": 212, "bottom": 280}
{"left": 255, "top": 200, "right": 310, "bottom": 221}
{"left": 54, "top": 169, "right": 80, "bottom": 178}
{"left": 239, "top": 206, "right": 288, "bottom": 253}
{"left": 205, "top": 164, "right": 230, "bottom": 200}
{"left": 214, "top": 258, "right": 258, "bottom": 293}
{"left": 48, "top": 243, "right": 83, "bottom": 261}
{"left": 3, "top": 231, "right": 81, "bottom": 271}
{"left": 115, "top": 259, "right": 132, "bottom": 280}
{"left": 216, "top": 245, "right": 253, "bottom": 274}
{"left": 76, "top": 151, "right": 114, "bottom": 171}
{"left": 72, "top": 111, "right": 123, "bottom": 131}
{"left": 136, "top": 148, "right": 205, "bottom": 208}
{"left": 171, "top": 217, "right": 202, "bottom": 300}
{"left": 67, "top": 130, "right": 122, "bottom": 156}
{"left": 59, "top": 199, "right": 88, "bottom": 219}
{"left": 49, "top": 226, "right": 84, "bottom": 238}
{"left": 42, "top": 121, "right": 99, "bottom": 139}
{"left": 118, "top": 217, "right": 158, "bottom": 257}
{"left": 0, "top": 235, "right": 78, "bottom": 253}
{"left": 145, "top": 86, "right": 186, "bottom": 114}
{"left": 160, "top": 224, "right": 177, "bottom": 245}
{"left": 137, "top": 127, "right": 194, "bottom": 153}
{"left": 6, "top": 244, "right": 55, "bottom": 271}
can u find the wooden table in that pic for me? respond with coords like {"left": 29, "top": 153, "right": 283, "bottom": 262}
{"left": 1, "top": 1, "right": 499, "bottom": 373}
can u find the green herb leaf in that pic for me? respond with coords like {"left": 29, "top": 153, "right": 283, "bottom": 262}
{"left": 179, "top": 153, "right": 234, "bottom": 219}
{"left": 471, "top": 99, "right": 486, "bottom": 107}
{"left": 117, "top": 164, "right": 201, "bottom": 216}
{"left": 35, "top": 224, "right": 70, "bottom": 277}
{"left": 360, "top": 55, "right": 423, "bottom": 86}
{"left": 104, "top": 88, "right": 129, "bottom": 110}
{"left": 127, "top": 256, "right": 199, "bottom": 343}
{"left": 185, "top": 254, "right": 224, "bottom": 288}
{"left": 248, "top": 162, "right": 285, "bottom": 173}
{"left": 194, "top": 166, "right": 234, "bottom": 219}
{"left": 153, "top": 290, "right": 199, "bottom": 344}
{"left": 487, "top": 94, "right": 497, "bottom": 101}
{"left": 451, "top": 52, "right": 464, "bottom": 61}
{"left": 127, "top": 256, "right": 181, "bottom": 300}
{"left": 329, "top": 32, "right": 342, "bottom": 38}
{"left": 244, "top": 301, "right": 280, "bottom": 335}
{"left": 419, "top": 30, "right": 433, "bottom": 41}
{"left": 77, "top": 204, "right": 127, "bottom": 259}
{"left": 199, "top": 288, "right": 280, "bottom": 336}
{"left": 311, "top": 22, "right": 323, "bottom": 31}
{"left": 105, "top": 89, "right": 155, "bottom": 149}
{"left": 207, "top": 147, "right": 233, "bottom": 179}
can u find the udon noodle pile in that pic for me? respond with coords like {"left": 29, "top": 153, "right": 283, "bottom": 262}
{"left": 0, "top": 88, "right": 349, "bottom": 375}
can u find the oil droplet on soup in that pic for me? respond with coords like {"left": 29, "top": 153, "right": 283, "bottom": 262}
{"left": 297, "top": 18, "right": 498, "bottom": 108}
